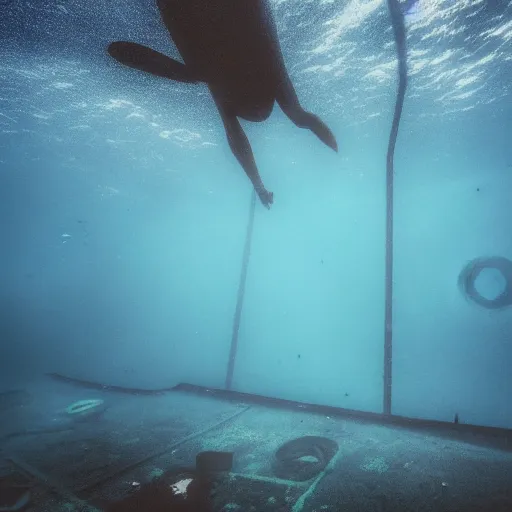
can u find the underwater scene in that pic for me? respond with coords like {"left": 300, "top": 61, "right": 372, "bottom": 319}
{"left": 1, "top": 0, "right": 512, "bottom": 510}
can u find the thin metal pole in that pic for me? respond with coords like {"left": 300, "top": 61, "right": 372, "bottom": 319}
{"left": 384, "top": 0, "right": 408, "bottom": 415}
{"left": 225, "top": 190, "right": 257, "bottom": 390}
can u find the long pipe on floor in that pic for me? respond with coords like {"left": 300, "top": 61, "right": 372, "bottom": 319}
{"left": 77, "top": 406, "right": 251, "bottom": 495}
{"left": 384, "top": 0, "right": 408, "bottom": 415}
{"left": 225, "top": 190, "right": 257, "bottom": 390}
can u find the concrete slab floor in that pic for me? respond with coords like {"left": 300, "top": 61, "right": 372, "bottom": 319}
{"left": 1, "top": 380, "right": 511, "bottom": 511}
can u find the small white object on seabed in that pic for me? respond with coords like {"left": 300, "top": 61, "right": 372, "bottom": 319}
{"left": 170, "top": 478, "right": 193, "bottom": 496}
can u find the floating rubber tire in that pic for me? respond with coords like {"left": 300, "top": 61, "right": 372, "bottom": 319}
{"left": 273, "top": 436, "right": 338, "bottom": 482}
{"left": 458, "top": 257, "right": 512, "bottom": 310}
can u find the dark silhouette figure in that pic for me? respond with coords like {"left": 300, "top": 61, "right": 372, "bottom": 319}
{"left": 107, "top": 0, "right": 338, "bottom": 208}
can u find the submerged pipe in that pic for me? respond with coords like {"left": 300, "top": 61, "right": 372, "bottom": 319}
{"left": 225, "top": 190, "right": 257, "bottom": 390}
{"left": 383, "top": 0, "right": 408, "bottom": 415}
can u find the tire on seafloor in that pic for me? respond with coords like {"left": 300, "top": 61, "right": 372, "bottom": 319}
{"left": 65, "top": 399, "right": 106, "bottom": 421}
{"left": 272, "top": 436, "right": 338, "bottom": 482}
